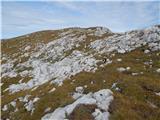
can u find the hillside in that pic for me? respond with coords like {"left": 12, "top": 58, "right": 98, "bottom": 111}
{"left": 1, "top": 25, "right": 160, "bottom": 120}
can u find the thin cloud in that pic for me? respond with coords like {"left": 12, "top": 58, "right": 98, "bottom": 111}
{"left": 1, "top": 1, "right": 160, "bottom": 39}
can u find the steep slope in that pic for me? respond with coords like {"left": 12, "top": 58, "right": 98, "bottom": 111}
{"left": 1, "top": 26, "right": 160, "bottom": 120}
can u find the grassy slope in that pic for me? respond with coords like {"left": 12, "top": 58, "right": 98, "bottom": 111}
{"left": 1, "top": 29, "right": 160, "bottom": 120}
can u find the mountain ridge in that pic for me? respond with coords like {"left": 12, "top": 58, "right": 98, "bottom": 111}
{"left": 2, "top": 25, "right": 159, "bottom": 41}
{"left": 1, "top": 25, "right": 160, "bottom": 120}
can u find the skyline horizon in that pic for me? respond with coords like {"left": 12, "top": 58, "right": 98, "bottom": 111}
{"left": 2, "top": 1, "right": 160, "bottom": 39}
{"left": 1, "top": 23, "right": 159, "bottom": 40}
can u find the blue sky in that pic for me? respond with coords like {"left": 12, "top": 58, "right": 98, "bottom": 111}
{"left": 1, "top": 1, "right": 160, "bottom": 39}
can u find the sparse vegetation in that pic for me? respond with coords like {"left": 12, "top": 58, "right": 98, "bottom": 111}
{"left": 1, "top": 27, "right": 160, "bottom": 120}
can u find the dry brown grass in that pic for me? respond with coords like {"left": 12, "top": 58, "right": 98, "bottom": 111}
{"left": 1, "top": 28, "right": 160, "bottom": 120}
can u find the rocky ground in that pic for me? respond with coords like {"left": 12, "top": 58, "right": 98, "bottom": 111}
{"left": 1, "top": 25, "right": 160, "bottom": 120}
